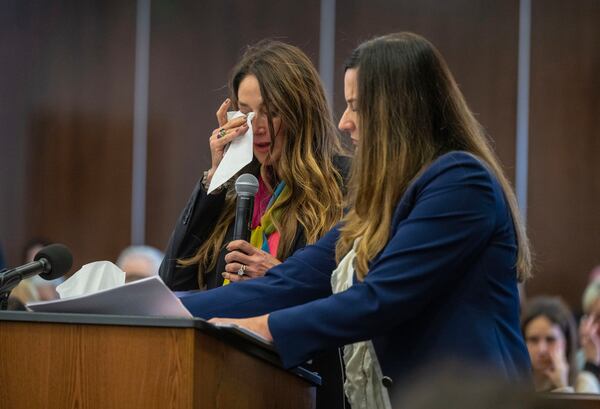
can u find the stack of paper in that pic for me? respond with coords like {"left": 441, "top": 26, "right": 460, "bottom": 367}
{"left": 27, "top": 276, "right": 192, "bottom": 318}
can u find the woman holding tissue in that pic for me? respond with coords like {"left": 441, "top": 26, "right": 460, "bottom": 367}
{"left": 159, "top": 40, "right": 348, "bottom": 290}
{"left": 159, "top": 40, "right": 349, "bottom": 409}
{"left": 180, "top": 32, "right": 533, "bottom": 407}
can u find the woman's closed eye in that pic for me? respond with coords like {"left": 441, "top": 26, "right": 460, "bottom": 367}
{"left": 347, "top": 99, "right": 358, "bottom": 112}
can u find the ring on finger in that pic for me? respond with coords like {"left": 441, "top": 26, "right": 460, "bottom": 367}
{"left": 237, "top": 264, "right": 247, "bottom": 276}
{"left": 218, "top": 128, "right": 227, "bottom": 139}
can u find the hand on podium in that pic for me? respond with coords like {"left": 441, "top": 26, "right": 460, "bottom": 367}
{"left": 210, "top": 314, "right": 273, "bottom": 343}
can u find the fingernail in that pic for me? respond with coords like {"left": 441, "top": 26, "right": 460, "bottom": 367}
{"left": 225, "top": 98, "right": 230, "bottom": 103}
{"left": 221, "top": 272, "right": 227, "bottom": 278}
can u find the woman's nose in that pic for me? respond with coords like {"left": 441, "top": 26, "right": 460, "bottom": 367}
{"left": 338, "top": 113, "right": 349, "bottom": 131}
{"left": 252, "top": 111, "right": 267, "bottom": 128}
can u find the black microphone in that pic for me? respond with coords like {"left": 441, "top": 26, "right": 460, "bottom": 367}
{"left": 0, "top": 244, "right": 73, "bottom": 294}
{"left": 232, "top": 174, "right": 259, "bottom": 242}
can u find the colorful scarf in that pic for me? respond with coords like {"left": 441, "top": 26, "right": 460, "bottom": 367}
{"left": 250, "top": 180, "right": 288, "bottom": 255}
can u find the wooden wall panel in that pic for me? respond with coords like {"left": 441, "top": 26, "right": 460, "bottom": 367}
{"left": 0, "top": 1, "right": 136, "bottom": 270}
{"left": 0, "top": 1, "right": 32, "bottom": 267}
{"left": 526, "top": 0, "right": 600, "bottom": 308}
{"left": 145, "top": 0, "right": 322, "bottom": 251}
{"left": 334, "top": 0, "right": 520, "bottom": 181}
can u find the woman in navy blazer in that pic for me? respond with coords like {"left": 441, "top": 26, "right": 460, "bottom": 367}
{"left": 180, "top": 32, "right": 533, "bottom": 404}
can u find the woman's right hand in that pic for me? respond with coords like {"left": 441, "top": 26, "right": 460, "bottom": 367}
{"left": 207, "top": 98, "right": 249, "bottom": 179}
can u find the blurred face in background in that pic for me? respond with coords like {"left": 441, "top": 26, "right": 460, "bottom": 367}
{"left": 338, "top": 68, "right": 359, "bottom": 145}
{"left": 237, "top": 74, "right": 285, "bottom": 165}
{"left": 120, "top": 255, "right": 156, "bottom": 283}
{"left": 525, "top": 315, "right": 566, "bottom": 373}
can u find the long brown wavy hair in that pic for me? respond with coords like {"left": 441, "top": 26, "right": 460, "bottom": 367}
{"left": 181, "top": 40, "right": 346, "bottom": 287}
{"left": 336, "top": 32, "right": 532, "bottom": 282}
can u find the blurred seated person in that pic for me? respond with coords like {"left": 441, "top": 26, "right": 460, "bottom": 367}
{"left": 522, "top": 296, "right": 600, "bottom": 393}
{"left": 579, "top": 278, "right": 600, "bottom": 378}
{"left": 116, "top": 245, "right": 164, "bottom": 283}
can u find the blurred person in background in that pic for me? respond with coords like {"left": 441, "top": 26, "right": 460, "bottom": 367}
{"left": 578, "top": 278, "right": 600, "bottom": 380}
{"left": 116, "top": 245, "right": 164, "bottom": 283}
{"left": 522, "top": 296, "right": 599, "bottom": 393}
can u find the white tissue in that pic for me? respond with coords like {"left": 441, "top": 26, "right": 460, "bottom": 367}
{"left": 56, "top": 261, "right": 126, "bottom": 299}
{"left": 207, "top": 111, "right": 255, "bottom": 194}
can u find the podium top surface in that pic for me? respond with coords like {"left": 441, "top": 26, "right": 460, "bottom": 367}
{"left": 0, "top": 310, "right": 320, "bottom": 385}
{"left": 1, "top": 309, "right": 196, "bottom": 327}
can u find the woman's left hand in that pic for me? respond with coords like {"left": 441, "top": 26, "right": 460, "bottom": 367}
{"left": 209, "top": 314, "right": 273, "bottom": 343}
{"left": 223, "top": 240, "right": 282, "bottom": 282}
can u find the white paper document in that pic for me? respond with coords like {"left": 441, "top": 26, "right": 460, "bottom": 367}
{"left": 207, "top": 111, "right": 255, "bottom": 194}
{"left": 26, "top": 276, "right": 192, "bottom": 318}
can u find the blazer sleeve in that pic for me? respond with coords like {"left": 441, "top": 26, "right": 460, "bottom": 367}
{"left": 268, "top": 157, "right": 501, "bottom": 368}
{"left": 179, "top": 225, "right": 340, "bottom": 317}
{"left": 159, "top": 180, "right": 228, "bottom": 290}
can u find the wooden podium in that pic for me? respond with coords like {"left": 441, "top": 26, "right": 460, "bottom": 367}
{"left": 0, "top": 311, "right": 318, "bottom": 409}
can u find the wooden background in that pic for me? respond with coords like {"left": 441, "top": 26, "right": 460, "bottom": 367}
{"left": 0, "top": 0, "right": 598, "bottom": 309}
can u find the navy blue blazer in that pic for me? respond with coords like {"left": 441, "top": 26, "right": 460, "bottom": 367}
{"left": 180, "top": 151, "right": 531, "bottom": 389}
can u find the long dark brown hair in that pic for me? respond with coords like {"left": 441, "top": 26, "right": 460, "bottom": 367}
{"left": 336, "top": 32, "right": 532, "bottom": 282}
{"left": 181, "top": 40, "right": 346, "bottom": 287}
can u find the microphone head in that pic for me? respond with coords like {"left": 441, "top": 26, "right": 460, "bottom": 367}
{"left": 34, "top": 243, "right": 73, "bottom": 280}
{"left": 235, "top": 173, "right": 259, "bottom": 196}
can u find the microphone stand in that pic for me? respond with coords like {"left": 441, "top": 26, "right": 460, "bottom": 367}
{"left": 0, "top": 267, "right": 20, "bottom": 310}
{"left": 0, "top": 292, "right": 8, "bottom": 310}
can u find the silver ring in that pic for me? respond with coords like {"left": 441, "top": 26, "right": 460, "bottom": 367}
{"left": 237, "top": 264, "right": 247, "bottom": 276}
